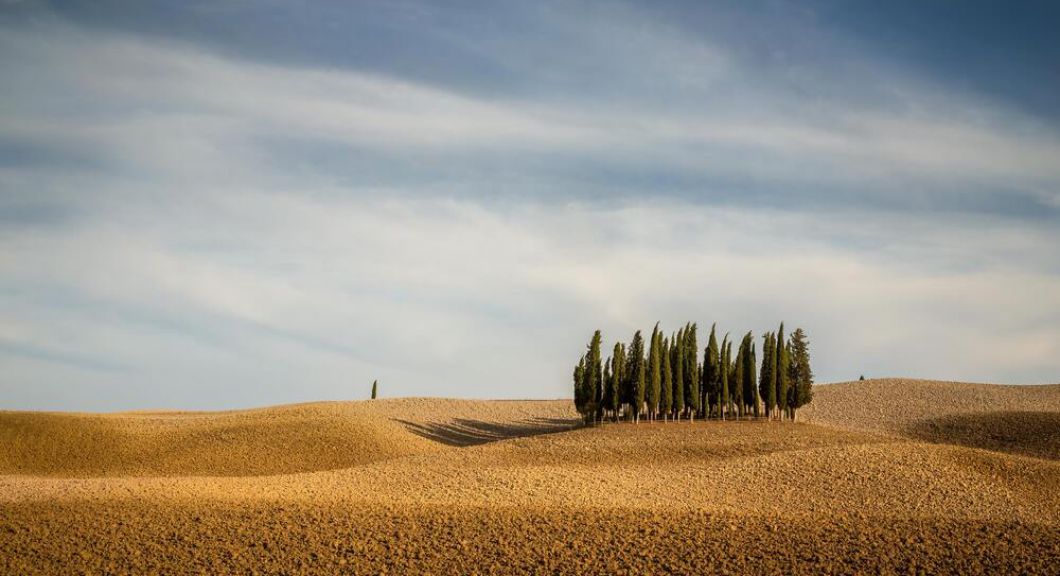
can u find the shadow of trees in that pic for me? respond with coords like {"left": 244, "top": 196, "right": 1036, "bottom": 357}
{"left": 396, "top": 417, "right": 581, "bottom": 447}
{"left": 907, "top": 411, "right": 1059, "bottom": 461}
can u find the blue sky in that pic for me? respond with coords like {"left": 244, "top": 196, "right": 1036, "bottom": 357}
{"left": 2, "top": 1, "right": 1058, "bottom": 410}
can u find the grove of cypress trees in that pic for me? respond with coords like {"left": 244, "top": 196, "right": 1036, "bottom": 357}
{"left": 661, "top": 336, "right": 673, "bottom": 421}
{"left": 572, "top": 321, "right": 806, "bottom": 426}
{"left": 787, "top": 327, "right": 814, "bottom": 421}
{"left": 672, "top": 330, "right": 685, "bottom": 419}
{"left": 776, "top": 323, "right": 790, "bottom": 421}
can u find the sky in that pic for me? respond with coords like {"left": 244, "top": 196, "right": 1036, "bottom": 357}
{"left": 1, "top": 0, "right": 1059, "bottom": 411}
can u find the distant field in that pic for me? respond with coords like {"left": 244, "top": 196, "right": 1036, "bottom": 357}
{"left": 1, "top": 380, "right": 1058, "bottom": 574}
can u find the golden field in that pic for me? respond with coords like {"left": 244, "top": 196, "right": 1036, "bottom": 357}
{"left": 1, "top": 379, "right": 1058, "bottom": 574}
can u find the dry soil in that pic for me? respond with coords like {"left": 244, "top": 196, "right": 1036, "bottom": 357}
{"left": 2, "top": 380, "right": 1058, "bottom": 574}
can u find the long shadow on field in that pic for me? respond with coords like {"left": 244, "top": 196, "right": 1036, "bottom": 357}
{"left": 396, "top": 417, "right": 581, "bottom": 447}
{"left": 907, "top": 411, "right": 1059, "bottom": 461}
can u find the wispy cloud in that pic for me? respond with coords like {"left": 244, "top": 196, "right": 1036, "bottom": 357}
{"left": 1, "top": 4, "right": 1058, "bottom": 410}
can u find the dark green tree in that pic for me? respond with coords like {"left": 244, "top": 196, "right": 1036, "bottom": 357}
{"left": 683, "top": 323, "right": 699, "bottom": 421}
{"left": 602, "top": 357, "right": 613, "bottom": 419}
{"left": 647, "top": 324, "right": 662, "bottom": 421}
{"left": 610, "top": 342, "right": 624, "bottom": 420}
{"left": 587, "top": 330, "right": 603, "bottom": 422}
{"left": 749, "top": 340, "right": 759, "bottom": 417}
{"left": 704, "top": 324, "right": 720, "bottom": 418}
{"left": 661, "top": 336, "right": 673, "bottom": 421}
{"left": 672, "top": 330, "right": 685, "bottom": 419}
{"left": 573, "top": 355, "right": 587, "bottom": 419}
{"left": 719, "top": 333, "right": 730, "bottom": 420}
{"left": 787, "top": 327, "right": 814, "bottom": 421}
{"left": 776, "top": 323, "right": 790, "bottom": 420}
{"left": 760, "top": 332, "right": 776, "bottom": 419}
{"left": 628, "top": 330, "right": 646, "bottom": 423}
{"left": 371, "top": 380, "right": 378, "bottom": 400}
{"left": 733, "top": 338, "right": 745, "bottom": 418}
{"left": 741, "top": 333, "right": 758, "bottom": 420}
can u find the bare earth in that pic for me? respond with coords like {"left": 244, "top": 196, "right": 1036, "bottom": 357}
{"left": 2, "top": 380, "right": 1058, "bottom": 574}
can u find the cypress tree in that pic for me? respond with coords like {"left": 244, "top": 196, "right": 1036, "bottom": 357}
{"left": 719, "top": 334, "right": 729, "bottom": 420}
{"left": 684, "top": 323, "right": 699, "bottom": 421}
{"left": 588, "top": 330, "right": 603, "bottom": 422}
{"left": 749, "top": 340, "right": 759, "bottom": 417}
{"left": 629, "top": 330, "right": 646, "bottom": 423}
{"left": 776, "top": 323, "right": 790, "bottom": 421}
{"left": 661, "top": 336, "right": 673, "bottom": 421}
{"left": 787, "top": 327, "right": 814, "bottom": 421}
{"left": 371, "top": 380, "right": 378, "bottom": 399}
{"left": 573, "top": 355, "right": 587, "bottom": 419}
{"left": 602, "top": 357, "right": 612, "bottom": 418}
{"left": 648, "top": 324, "right": 662, "bottom": 421}
{"left": 733, "top": 338, "right": 745, "bottom": 418}
{"left": 620, "top": 340, "right": 634, "bottom": 419}
{"left": 610, "top": 343, "right": 624, "bottom": 421}
{"left": 705, "top": 324, "right": 720, "bottom": 418}
{"left": 740, "top": 332, "right": 756, "bottom": 418}
{"left": 672, "top": 330, "right": 685, "bottom": 419}
{"left": 760, "top": 332, "right": 776, "bottom": 419}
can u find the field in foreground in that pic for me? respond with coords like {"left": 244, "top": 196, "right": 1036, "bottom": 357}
{"left": 1, "top": 379, "right": 1058, "bottom": 574}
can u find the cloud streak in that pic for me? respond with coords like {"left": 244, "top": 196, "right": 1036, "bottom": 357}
{"left": 1, "top": 3, "right": 1058, "bottom": 410}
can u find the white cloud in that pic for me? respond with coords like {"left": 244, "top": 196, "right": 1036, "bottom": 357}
{"left": 1, "top": 16, "right": 1059, "bottom": 410}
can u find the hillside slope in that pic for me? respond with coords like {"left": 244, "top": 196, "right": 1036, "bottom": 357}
{"left": 802, "top": 379, "right": 1060, "bottom": 459}
{"left": 0, "top": 398, "right": 579, "bottom": 477}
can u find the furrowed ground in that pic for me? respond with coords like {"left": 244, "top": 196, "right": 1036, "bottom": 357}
{"left": 1, "top": 380, "right": 1058, "bottom": 574}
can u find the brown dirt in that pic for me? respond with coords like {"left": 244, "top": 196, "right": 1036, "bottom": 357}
{"left": 802, "top": 378, "right": 1060, "bottom": 459}
{"left": 0, "top": 398, "right": 579, "bottom": 476}
{"left": 2, "top": 381, "right": 1058, "bottom": 574}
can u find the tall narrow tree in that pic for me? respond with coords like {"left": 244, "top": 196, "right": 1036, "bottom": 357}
{"left": 704, "top": 324, "right": 720, "bottom": 418}
{"left": 760, "top": 332, "right": 775, "bottom": 419}
{"left": 719, "top": 334, "right": 729, "bottom": 420}
{"left": 610, "top": 343, "right": 624, "bottom": 420}
{"left": 672, "top": 330, "right": 685, "bottom": 419}
{"left": 743, "top": 333, "right": 758, "bottom": 418}
{"left": 661, "top": 336, "right": 673, "bottom": 421}
{"left": 787, "top": 328, "right": 814, "bottom": 421}
{"left": 647, "top": 324, "right": 662, "bottom": 421}
{"left": 628, "top": 330, "right": 646, "bottom": 423}
{"left": 684, "top": 323, "right": 699, "bottom": 421}
{"left": 776, "top": 323, "right": 790, "bottom": 421}
{"left": 733, "top": 338, "right": 745, "bottom": 418}
{"left": 587, "top": 330, "right": 603, "bottom": 422}
{"left": 371, "top": 380, "right": 378, "bottom": 400}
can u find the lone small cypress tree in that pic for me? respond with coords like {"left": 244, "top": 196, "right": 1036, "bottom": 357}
{"left": 371, "top": 380, "right": 378, "bottom": 399}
